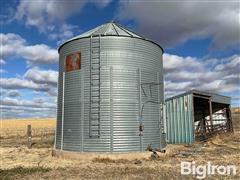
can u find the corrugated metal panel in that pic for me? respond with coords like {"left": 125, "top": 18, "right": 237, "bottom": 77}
{"left": 166, "top": 90, "right": 231, "bottom": 105}
{"left": 111, "top": 68, "right": 139, "bottom": 152}
{"left": 63, "top": 71, "right": 82, "bottom": 151}
{"left": 56, "top": 34, "right": 165, "bottom": 152}
{"left": 141, "top": 70, "right": 162, "bottom": 150}
{"left": 166, "top": 94, "right": 194, "bottom": 144}
{"left": 192, "top": 90, "right": 231, "bottom": 104}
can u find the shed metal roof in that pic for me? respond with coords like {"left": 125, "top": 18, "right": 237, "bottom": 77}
{"left": 166, "top": 90, "right": 231, "bottom": 105}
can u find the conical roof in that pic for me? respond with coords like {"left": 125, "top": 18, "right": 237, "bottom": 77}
{"left": 59, "top": 22, "right": 163, "bottom": 52}
{"left": 71, "top": 22, "right": 145, "bottom": 39}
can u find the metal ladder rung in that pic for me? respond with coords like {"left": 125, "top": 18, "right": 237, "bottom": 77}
{"left": 92, "top": 47, "right": 100, "bottom": 50}
{"left": 91, "top": 106, "right": 100, "bottom": 109}
{"left": 91, "top": 93, "right": 100, "bottom": 95}
{"left": 92, "top": 41, "right": 100, "bottom": 44}
{"left": 91, "top": 58, "right": 100, "bottom": 60}
{"left": 91, "top": 76, "right": 100, "bottom": 78}
{"left": 90, "top": 117, "right": 100, "bottom": 120}
{"left": 91, "top": 100, "right": 100, "bottom": 103}
{"left": 90, "top": 126, "right": 100, "bottom": 130}
{"left": 91, "top": 83, "right": 100, "bottom": 86}
{"left": 91, "top": 78, "right": 100, "bottom": 80}
{"left": 92, "top": 44, "right": 100, "bottom": 46}
{"left": 91, "top": 114, "right": 100, "bottom": 116}
{"left": 90, "top": 87, "right": 100, "bottom": 90}
{"left": 91, "top": 57, "right": 100, "bottom": 59}
{"left": 91, "top": 90, "right": 100, "bottom": 92}
{"left": 91, "top": 107, "right": 100, "bottom": 109}
{"left": 90, "top": 135, "right": 100, "bottom": 138}
{"left": 91, "top": 62, "right": 100, "bottom": 65}
{"left": 91, "top": 40, "right": 100, "bottom": 43}
{"left": 90, "top": 118, "right": 100, "bottom": 121}
{"left": 91, "top": 67, "right": 100, "bottom": 70}
{"left": 90, "top": 125, "right": 100, "bottom": 128}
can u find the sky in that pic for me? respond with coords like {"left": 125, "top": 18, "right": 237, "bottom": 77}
{"left": 0, "top": 0, "right": 239, "bottom": 119}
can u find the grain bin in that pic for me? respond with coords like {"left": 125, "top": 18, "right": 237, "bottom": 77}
{"left": 55, "top": 22, "right": 165, "bottom": 153}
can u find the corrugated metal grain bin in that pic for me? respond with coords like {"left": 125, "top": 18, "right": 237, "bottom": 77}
{"left": 165, "top": 90, "right": 233, "bottom": 144}
{"left": 54, "top": 22, "right": 166, "bottom": 152}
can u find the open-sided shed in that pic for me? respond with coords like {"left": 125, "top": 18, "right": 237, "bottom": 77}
{"left": 165, "top": 90, "right": 233, "bottom": 144}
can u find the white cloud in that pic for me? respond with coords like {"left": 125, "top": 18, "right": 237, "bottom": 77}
{"left": 15, "top": 0, "right": 86, "bottom": 32}
{"left": 214, "top": 55, "right": 240, "bottom": 74}
{"left": 15, "top": 0, "right": 112, "bottom": 41}
{"left": 0, "top": 78, "right": 49, "bottom": 91}
{"left": 0, "top": 97, "right": 55, "bottom": 108}
{"left": 0, "top": 59, "right": 6, "bottom": 65}
{"left": 1, "top": 105, "right": 56, "bottom": 119}
{"left": 0, "top": 69, "right": 7, "bottom": 73}
{"left": 118, "top": 1, "right": 240, "bottom": 49}
{"left": 24, "top": 67, "right": 58, "bottom": 86}
{"left": 0, "top": 91, "right": 57, "bottom": 118}
{"left": 163, "top": 54, "right": 203, "bottom": 73}
{"left": 1, "top": 33, "right": 58, "bottom": 65}
{"left": 94, "top": 0, "right": 113, "bottom": 8}
{"left": 0, "top": 97, "right": 56, "bottom": 119}
{"left": 48, "top": 23, "right": 79, "bottom": 44}
{"left": 163, "top": 54, "right": 240, "bottom": 98}
{"left": 6, "top": 90, "right": 21, "bottom": 97}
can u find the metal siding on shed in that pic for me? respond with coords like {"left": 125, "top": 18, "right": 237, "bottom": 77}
{"left": 166, "top": 94, "right": 194, "bottom": 144}
{"left": 192, "top": 90, "right": 231, "bottom": 104}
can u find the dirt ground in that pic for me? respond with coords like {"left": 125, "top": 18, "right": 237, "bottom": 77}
{"left": 0, "top": 119, "right": 239, "bottom": 180}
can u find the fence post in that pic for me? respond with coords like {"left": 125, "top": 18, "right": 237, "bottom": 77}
{"left": 27, "top": 124, "right": 32, "bottom": 149}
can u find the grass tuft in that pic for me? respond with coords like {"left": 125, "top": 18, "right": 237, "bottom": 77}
{"left": 0, "top": 166, "right": 50, "bottom": 180}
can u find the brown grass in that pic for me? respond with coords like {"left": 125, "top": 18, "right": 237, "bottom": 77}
{"left": 0, "top": 119, "right": 240, "bottom": 180}
{"left": 232, "top": 108, "right": 240, "bottom": 131}
{"left": 0, "top": 119, "right": 55, "bottom": 148}
{"left": 0, "top": 118, "right": 55, "bottom": 138}
{"left": 232, "top": 107, "right": 240, "bottom": 114}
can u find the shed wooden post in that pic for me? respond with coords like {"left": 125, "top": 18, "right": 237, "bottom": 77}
{"left": 209, "top": 99, "right": 213, "bottom": 134}
{"left": 27, "top": 124, "right": 32, "bottom": 149}
{"left": 226, "top": 105, "right": 234, "bottom": 133}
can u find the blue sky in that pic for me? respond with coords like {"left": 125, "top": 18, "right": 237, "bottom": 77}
{"left": 0, "top": 0, "right": 239, "bottom": 118}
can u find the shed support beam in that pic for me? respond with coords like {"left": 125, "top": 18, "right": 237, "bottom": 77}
{"left": 209, "top": 99, "right": 213, "bottom": 134}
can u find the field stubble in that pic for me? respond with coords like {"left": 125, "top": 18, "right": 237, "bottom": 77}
{"left": 0, "top": 119, "right": 239, "bottom": 180}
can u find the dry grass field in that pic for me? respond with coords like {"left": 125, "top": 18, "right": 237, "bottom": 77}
{"left": 232, "top": 107, "right": 240, "bottom": 131}
{"left": 0, "top": 118, "right": 239, "bottom": 180}
{"left": 1, "top": 119, "right": 55, "bottom": 137}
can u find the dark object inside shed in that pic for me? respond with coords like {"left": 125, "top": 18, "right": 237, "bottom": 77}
{"left": 193, "top": 93, "right": 233, "bottom": 141}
